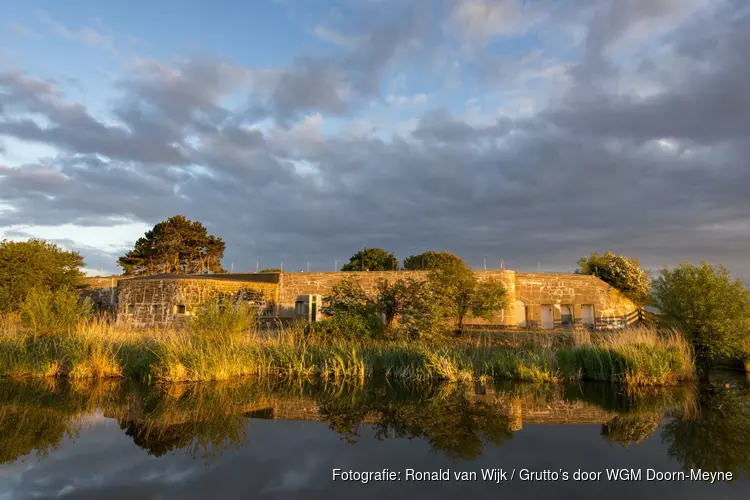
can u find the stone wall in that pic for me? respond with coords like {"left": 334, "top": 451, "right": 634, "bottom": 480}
{"left": 277, "top": 269, "right": 636, "bottom": 329}
{"left": 515, "top": 272, "right": 636, "bottom": 327}
{"left": 116, "top": 278, "right": 279, "bottom": 327}
{"left": 79, "top": 276, "right": 130, "bottom": 311}
{"left": 278, "top": 270, "right": 517, "bottom": 325}
{"left": 82, "top": 269, "right": 637, "bottom": 330}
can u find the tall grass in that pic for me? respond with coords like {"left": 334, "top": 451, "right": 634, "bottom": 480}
{"left": 0, "top": 308, "right": 695, "bottom": 386}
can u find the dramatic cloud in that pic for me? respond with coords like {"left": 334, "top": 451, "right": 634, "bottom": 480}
{"left": 1, "top": 0, "right": 748, "bottom": 280}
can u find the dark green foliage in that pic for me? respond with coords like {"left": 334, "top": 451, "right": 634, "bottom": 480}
{"left": 0, "top": 239, "right": 86, "bottom": 313}
{"left": 576, "top": 252, "right": 651, "bottom": 306}
{"left": 259, "top": 269, "right": 281, "bottom": 273}
{"left": 652, "top": 262, "right": 750, "bottom": 372}
{"left": 117, "top": 215, "right": 226, "bottom": 276}
{"left": 341, "top": 248, "right": 398, "bottom": 271}
{"left": 403, "top": 251, "right": 464, "bottom": 270}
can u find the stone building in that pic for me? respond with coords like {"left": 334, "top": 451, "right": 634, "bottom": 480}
{"left": 80, "top": 269, "right": 638, "bottom": 329}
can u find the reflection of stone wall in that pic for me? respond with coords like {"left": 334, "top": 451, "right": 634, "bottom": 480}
{"left": 115, "top": 278, "right": 279, "bottom": 328}
{"left": 238, "top": 390, "right": 617, "bottom": 430}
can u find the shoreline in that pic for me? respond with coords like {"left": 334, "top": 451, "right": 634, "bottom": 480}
{"left": 0, "top": 323, "right": 696, "bottom": 386}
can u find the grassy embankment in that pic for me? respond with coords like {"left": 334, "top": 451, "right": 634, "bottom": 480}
{"left": 0, "top": 310, "right": 695, "bottom": 386}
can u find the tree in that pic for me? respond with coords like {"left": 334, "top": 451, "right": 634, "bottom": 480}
{"left": 403, "top": 251, "right": 464, "bottom": 270}
{"left": 0, "top": 239, "right": 86, "bottom": 313}
{"left": 117, "top": 215, "right": 226, "bottom": 276}
{"left": 321, "top": 276, "right": 374, "bottom": 318}
{"left": 652, "top": 262, "right": 750, "bottom": 378}
{"left": 576, "top": 252, "right": 651, "bottom": 306}
{"left": 341, "top": 248, "right": 398, "bottom": 271}
{"left": 427, "top": 259, "right": 507, "bottom": 335}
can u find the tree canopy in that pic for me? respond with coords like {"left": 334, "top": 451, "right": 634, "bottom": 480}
{"left": 652, "top": 261, "right": 750, "bottom": 374}
{"left": 403, "top": 251, "right": 464, "bottom": 270}
{"left": 427, "top": 259, "right": 507, "bottom": 335}
{"left": 0, "top": 239, "right": 86, "bottom": 313}
{"left": 341, "top": 248, "right": 399, "bottom": 271}
{"left": 117, "top": 215, "right": 226, "bottom": 276}
{"left": 576, "top": 252, "right": 651, "bottom": 306}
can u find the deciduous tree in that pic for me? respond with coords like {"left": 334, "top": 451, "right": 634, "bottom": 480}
{"left": 341, "top": 248, "right": 399, "bottom": 271}
{"left": 403, "top": 251, "right": 463, "bottom": 270}
{"left": 427, "top": 259, "right": 507, "bottom": 335}
{"left": 0, "top": 239, "right": 86, "bottom": 313}
{"left": 576, "top": 252, "right": 651, "bottom": 306}
{"left": 652, "top": 261, "right": 750, "bottom": 378}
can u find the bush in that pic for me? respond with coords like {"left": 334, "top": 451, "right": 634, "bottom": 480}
{"left": 19, "top": 287, "right": 92, "bottom": 336}
{"left": 191, "top": 300, "right": 258, "bottom": 337}
{"left": 306, "top": 313, "right": 383, "bottom": 341}
{"left": 652, "top": 261, "right": 750, "bottom": 376}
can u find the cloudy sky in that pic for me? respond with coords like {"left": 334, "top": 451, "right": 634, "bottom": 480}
{"left": 0, "top": 0, "right": 748, "bottom": 280}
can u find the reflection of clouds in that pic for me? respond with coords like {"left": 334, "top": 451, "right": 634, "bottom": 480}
{"left": 0, "top": 413, "right": 747, "bottom": 499}
{"left": 260, "top": 470, "right": 312, "bottom": 494}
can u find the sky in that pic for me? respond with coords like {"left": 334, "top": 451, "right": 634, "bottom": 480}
{"left": 0, "top": 0, "right": 749, "bottom": 280}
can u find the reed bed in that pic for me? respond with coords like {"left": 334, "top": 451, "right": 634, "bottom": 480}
{"left": 0, "top": 315, "right": 695, "bottom": 386}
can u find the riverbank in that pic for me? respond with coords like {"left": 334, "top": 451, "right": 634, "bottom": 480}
{"left": 0, "top": 318, "right": 694, "bottom": 386}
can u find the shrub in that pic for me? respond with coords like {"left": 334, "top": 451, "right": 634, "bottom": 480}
{"left": 306, "top": 313, "right": 383, "bottom": 341}
{"left": 652, "top": 261, "right": 750, "bottom": 377}
{"left": 191, "top": 300, "right": 258, "bottom": 337}
{"left": 19, "top": 287, "right": 93, "bottom": 336}
{"left": 321, "top": 276, "right": 374, "bottom": 318}
{"left": 576, "top": 252, "right": 651, "bottom": 306}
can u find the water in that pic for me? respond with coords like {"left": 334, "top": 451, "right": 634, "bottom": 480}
{"left": 1, "top": 372, "right": 748, "bottom": 499}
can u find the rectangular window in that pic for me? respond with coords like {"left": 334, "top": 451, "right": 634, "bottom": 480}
{"left": 175, "top": 305, "right": 186, "bottom": 315}
{"left": 126, "top": 304, "right": 134, "bottom": 314}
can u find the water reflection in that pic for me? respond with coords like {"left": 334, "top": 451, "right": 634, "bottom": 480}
{"left": 0, "top": 374, "right": 748, "bottom": 476}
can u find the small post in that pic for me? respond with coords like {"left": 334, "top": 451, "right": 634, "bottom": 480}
{"left": 484, "top": 257, "right": 487, "bottom": 270}
{"left": 231, "top": 262, "right": 234, "bottom": 273}
{"left": 280, "top": 262, "right": 283, "bottom": 272}
{"left": 307, "top": 261, "right": 310, "bottom": 272}
{"left": 335, "top": 259, "right": 338, "bottom": 271}
{"left": 256, "top": 262, "right": 259, "bottom": 273}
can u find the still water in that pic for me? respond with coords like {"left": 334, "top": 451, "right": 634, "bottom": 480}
{"left": 1, "top": 372, "right": 748, "bottom": 500}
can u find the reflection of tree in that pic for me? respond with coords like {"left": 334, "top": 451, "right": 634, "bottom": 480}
{"left": 0, "top": 406, "right": 76, "bottom": 463}
{"left": 661, "top": 386, "right": 750, "bottom": 478}
{"left": 601, "top": 413, "right": 661, "bottom": 448}
{"left": 119, "top": 416, "right": 247, "bottom": 463}
{"left": 319, "top": 384, "right": 513, "bottom": 460}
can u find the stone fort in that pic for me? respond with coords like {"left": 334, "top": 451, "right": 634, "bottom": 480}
{"left": 80, "top": 269, "right": 638, "bottom": 330}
